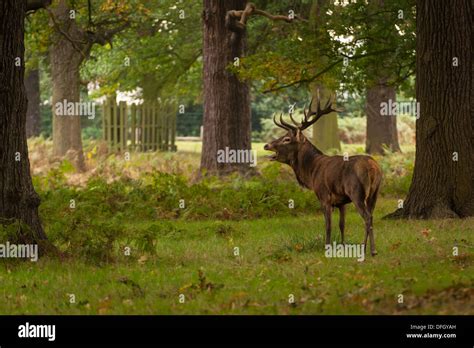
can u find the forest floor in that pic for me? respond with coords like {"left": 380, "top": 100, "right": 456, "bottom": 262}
{"left": 0, "top": 139, "right": 472, "bottom": 314}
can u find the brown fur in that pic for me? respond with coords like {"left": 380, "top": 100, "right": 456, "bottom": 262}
{"left": 265, "top": 131, "right": 383, "bottom": 256}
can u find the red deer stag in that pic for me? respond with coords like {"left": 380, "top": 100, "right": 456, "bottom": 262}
{"left": 264, "top": 97, "right": 382, "bottom": 256}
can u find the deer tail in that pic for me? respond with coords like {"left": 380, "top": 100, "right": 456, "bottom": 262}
{"left": 365, "top": 160, "right": 382, "bottom": 204}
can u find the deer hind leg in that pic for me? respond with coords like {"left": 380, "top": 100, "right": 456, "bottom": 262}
{"left": 366, "top": 190, "right": 379, "bottom": 256}
{"left": 338, "top": 205, "right": 346, "bottom": 245}
{"left": 352, "top": 197, "right": 376, "bottom": 256}
{"left": 368, "top": 215, "right": 376, "bottom": 256}
{"left": 322, "top": 204, "right": 332, "bottom": 246}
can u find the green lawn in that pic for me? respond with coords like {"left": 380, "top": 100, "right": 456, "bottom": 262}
{"left": 1, "top": 198, "right": 472, "bottom": 315}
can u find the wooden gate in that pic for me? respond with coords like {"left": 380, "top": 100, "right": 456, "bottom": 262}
{"left": 102, "top": 100, "right": 177, "bottom": 152}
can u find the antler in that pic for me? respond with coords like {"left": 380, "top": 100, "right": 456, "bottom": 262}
{"left": 299, "top": 93, "right": 339, "bottom": 130}
{"left": 273, "top": 93, "right": 340, "bottom": 132}
{"left": 273, "top": 113, "right": 297, "bottom": 131}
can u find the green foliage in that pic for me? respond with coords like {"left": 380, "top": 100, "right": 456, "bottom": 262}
{"left": 82, "top": 0, "right": 203, "bottom": 102}
{"left": 235, "top": 0, "right": 415, "bottom": 97}
{"left": 337, "top": 114, "right": 415, "bottom": 147}
{"left": 328, "top": 0, "right": 416, "bottom": 94}
{"left": 377, "top": 151, "right": 414, "bottom": 196}
{"left": 337, "top": 116, "right": 366, "bottom": 144}
{"left": 36, "top": 168, "right": 318, "bottom": 226}
{"left": 25, "top": 10, "right": 51, "bottom": 71}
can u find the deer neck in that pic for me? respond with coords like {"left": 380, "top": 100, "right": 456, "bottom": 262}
{"left": 289, "top": 140, "right": 323, "bottom": 189}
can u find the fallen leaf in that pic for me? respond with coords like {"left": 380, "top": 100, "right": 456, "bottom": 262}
{"left": 138, "top": 255, "right": 148, "bottom": 264}
{"left": 421, "top": 228, "right": 431, "bottom": 237}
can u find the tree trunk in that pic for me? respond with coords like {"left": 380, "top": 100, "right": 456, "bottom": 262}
{"left": 50, "top": 0, "right": 86, "bottom": 171}
{"left": 0, "top": 0, "right": 48, "bottom": 246}
{"left": 25, "top": 68, "right": 41, "bottom": 138}
{"left": 386, "top": 0, "right": 473, "bottom": 219}
{"left": 309, "top": 1, "right": 341, "bottom": 153}
{"left": 311, "top": 85, "right": 341, "bottom": 152}
{"left": 200, "top": 0, "right": 252, "bottom": 175}
{"left": 365, "top": 81, "right": 401, "bottom": 154}
{"left": 141, "top": 73, "right": 159, "bottom": 102}
{"left": 365, "top": 0, "right": 401, "bottom": 155}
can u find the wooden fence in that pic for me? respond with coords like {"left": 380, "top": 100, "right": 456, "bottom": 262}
{"left": 102, "top": 100, "right": 177, "bottom": 152}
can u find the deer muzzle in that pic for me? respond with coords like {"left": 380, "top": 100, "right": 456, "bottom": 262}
{"left": 264, "top": 143, "right": 277, "bottom": 160}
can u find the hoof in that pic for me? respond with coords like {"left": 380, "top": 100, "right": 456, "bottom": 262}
{"left": 371, "top": 251, "right": 378, "bottom": 256}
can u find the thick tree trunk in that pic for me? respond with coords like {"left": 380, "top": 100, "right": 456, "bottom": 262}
{"left": 365, "top": 81, "right": 401, "bottom": 154}
{"left": 386, "top": 0, "right": 473, "bottom": 219}
{"left": 25, "top": 68, "right": 41, "bottom": 138}
{"left": 200, "top": 0, "right": 252, "bottom": 175}
{"left": 311, "top": 86, "right": 341, "bottom": 152}
{"left": 0, "top": 1, "right": 48, "bottom": 245}
{"left": 50, "top": 0, "right": 86, "bottom": 171}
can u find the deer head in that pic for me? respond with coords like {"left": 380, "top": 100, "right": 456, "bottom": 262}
{"left": 264, "top": 96, "right": 338, "bottom": 164}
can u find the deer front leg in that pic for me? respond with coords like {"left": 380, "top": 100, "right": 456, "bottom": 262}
{"left": 323, "top": 204, "right": 332, "bottom": 245}
{"left": 338, "top": 205, "right": 346, "bottom": 245}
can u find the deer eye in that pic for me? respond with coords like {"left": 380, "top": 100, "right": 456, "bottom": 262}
{"left": 282, "top": 137, "right": 291, "bottom": 143}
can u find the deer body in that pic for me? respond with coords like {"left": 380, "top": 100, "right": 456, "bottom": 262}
{"left": 264, "top": 98, "right": 382, "bottom": 256}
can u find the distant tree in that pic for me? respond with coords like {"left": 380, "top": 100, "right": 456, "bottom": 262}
{"left": 328, "top": 0, "right": 414, "bottom": 154}
{"left": 362, "top": 0, "right": 404, "bottom": 154}
{"left": 365, "top": 78, "right": 400, "bottom": 154}
{"left": 25, "top": 67, "right": 41, "bottom": 138}
{"left": 24, "top": 1, "right": 51, "bottom": 138}
{"left": 47, "top": 0, "right": 134, "bottom": 170}
{"left": 309, "top": 0, "right": 340, "bottom": 152}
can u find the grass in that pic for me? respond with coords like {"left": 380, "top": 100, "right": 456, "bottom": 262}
{"left": 1, "top": 201, "right": 472, "bottom": 315}
{"left": 0, "top": 139, "right": 472, "bottom": 315}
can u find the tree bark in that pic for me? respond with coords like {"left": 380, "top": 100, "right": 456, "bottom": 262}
{"left": 200, "top": 0, "right": 252, "bottom": 175}
{"left": 50, "top": 0, "right": 86, "bottom": 171}
{"left": 386, "top": 0, "right": 473, "bottom": 219}
{"left": 365, "top": 81, "right": 401, "bottom": 154}
{"left": 25, "top": 68, "right": 41, "bottom": 138}
{"left": 0, "top": 0, "right": 48, "bottom": 245}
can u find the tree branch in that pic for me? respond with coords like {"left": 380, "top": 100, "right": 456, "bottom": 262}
{"left": 26, "top": 0, "right": 52, "bottom": 12}
{"left": 87, "top": 0, "right": 93, "bottom": 26}
{"left": 87, "top": 22, "right": 130, "bottom": 46}
{"left": 226, "top": 2, "right": 306, "bottom": 33}
{"left": 263, "top": 49, "right": 394, "bottom": 93}
{"left": 46, "top": 8, "right": 89, "bottom": 60}
{"left": 263, "top": 59, "right": 343, "bottom": 94}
